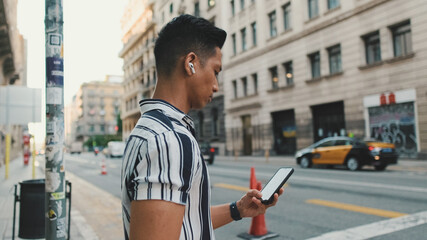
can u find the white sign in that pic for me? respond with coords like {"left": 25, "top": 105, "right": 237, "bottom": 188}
{"left": 0, "top": 86, "right": 42, "bottom": 124}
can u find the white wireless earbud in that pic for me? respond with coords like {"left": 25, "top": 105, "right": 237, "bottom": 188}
{"left": 189, "top": 63, "right": 196, "bottom": 74}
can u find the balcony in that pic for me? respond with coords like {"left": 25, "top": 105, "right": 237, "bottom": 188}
{"left": 122, "top": 106, "right": 140, "bottom": 120}
{"left": 119, "top": 17, "right": 157, "bottom": 58}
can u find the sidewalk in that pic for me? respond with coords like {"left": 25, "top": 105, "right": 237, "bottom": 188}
{"left": 0, "top": 157, "right": 87, "bottom": 240}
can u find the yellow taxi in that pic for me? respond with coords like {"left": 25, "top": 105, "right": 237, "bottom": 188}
{"left": 295, "top": 137, "right": 398, "bottom": 171}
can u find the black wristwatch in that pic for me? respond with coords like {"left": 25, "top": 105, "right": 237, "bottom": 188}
{"left": 230, "top": 201, "right": 242, "bottom": 221}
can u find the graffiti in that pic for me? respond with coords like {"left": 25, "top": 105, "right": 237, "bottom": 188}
{"left": 368, "top": 102, "right": 417, "bottom": 157}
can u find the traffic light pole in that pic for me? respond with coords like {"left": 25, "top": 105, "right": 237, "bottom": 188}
{"left": 45, "top": 1, "right": 66, "bottom": 239}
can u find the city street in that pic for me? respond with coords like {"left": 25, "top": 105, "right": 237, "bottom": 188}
{"left": 64, "top": 152, "right": 427, "bottom": 240}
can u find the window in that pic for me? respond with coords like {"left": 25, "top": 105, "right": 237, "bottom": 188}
{"left": 309, "top": 51, "right": 321, "bottom": 78}
{"left": 391, "top": 21, "right": 412, "bottom": 57}
{"left": 270, "top": 66, "right": 279, "bottom": 89}
{"left": 232, "top": 33, "right": 237, "bottom": 55}
{"left": 335, "top": 140, "right": 351, "bottom": 146}
{"left": 169, "top": 3, "right": 173, "bottom": 13}
{"left": 232, "top": 80, "right": 237, "bottom": 98}
{"left": 240, "top": 0, "right": 245, "bottom": 10}
{"left": 100, "top": 124, "right": 105, "bottom": 133}
{"left": 208, "top": 0, "right": 215, "bottom": 8}
{"left": 231, "top": 0, "right": 235, "bottom": 16}
{"left": 308, "top": 0, "right": 319, "bottom": 19}
{"left": 317, "top": 140, "right": 334, "bottom": 148}
{"left": 212, "top": 108, "right": 219, "bottom": 137}
{"left": 283, "top": 61, "right": 293, "bottom": 85}
{"left": 241, "top": 27, "right": 247, "bottom": 51}
{"left": 90, "top": 125, "right": 94, "bottom": 133}
{"left": 251, "top": 22, "right": 257, "bottom": 46}
{"left": 328, "top": 44, "right": 342, "bottom": 74}
{"left": 363, "top": 31, "right": 381, "bottom": 64}
{"left": 241, "top": 77, "right": 248, "bottom": 96}
{"left": 282, "top": 3, "right": 291, "bottom": 30}
{"left": 194, "top": 2, "right": 200, "bottom": 17}
{"left": 252, "top": 73, "right": 258, "bottom": 94}
{"left": 268, "top": 11, "right": 277, "bottom": 37}
{"left": 327, "top": 0, "right": 339, "bottom": 10}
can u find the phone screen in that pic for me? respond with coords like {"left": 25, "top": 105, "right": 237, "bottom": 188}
{"left": 261, "top": 168, "right": 293, "bottom": 201}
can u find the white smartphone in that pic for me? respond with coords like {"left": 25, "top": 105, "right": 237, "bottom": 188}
{"left": 260, "top": 167, "right": 294, "bottom": 205}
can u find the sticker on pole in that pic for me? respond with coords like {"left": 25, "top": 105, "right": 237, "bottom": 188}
{"left": 46, "top": 87, "right": 62, "bottom": 105}
{"left": 50, "top": 192, "right": 65, "bottom": 200}
{"left": 46, "top": 57, "right": 63, "bottom": 86}
{"left": 47, "top": 209, "right": 57, "bottom": 221}
{"left": 47, "top": 33, "right": 62, "bottom": 57}
{"left": 46, "top": 171, "right": 61, "bottom": 192}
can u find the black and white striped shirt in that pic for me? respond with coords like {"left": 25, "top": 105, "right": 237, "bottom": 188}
{"left": 121, "top": 99, "right": 214, "bottom": 240}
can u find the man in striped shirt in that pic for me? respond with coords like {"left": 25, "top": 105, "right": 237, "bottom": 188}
{"left": 121, "top": 15, "right": 284, "bottom": 240}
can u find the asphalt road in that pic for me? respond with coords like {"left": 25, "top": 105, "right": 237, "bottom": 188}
{"left": 64, "top": 153, "right": 427, "bottom": 240}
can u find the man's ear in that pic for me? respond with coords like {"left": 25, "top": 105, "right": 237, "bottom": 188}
{"left": 184, "top": 52, "right": 197, "bottom": 76}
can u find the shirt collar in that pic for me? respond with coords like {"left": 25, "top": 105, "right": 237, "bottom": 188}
{"left": 139, "top": 99, "right": 195, "bottom": 131}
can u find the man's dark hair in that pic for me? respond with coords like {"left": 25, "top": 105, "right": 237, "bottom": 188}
{"left": 154, "top": 14, "right": 227, "bottom": 77}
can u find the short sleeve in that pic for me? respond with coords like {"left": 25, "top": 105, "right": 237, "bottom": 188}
{"left": 129, "top": 130, "right": 197, "bottom": 205}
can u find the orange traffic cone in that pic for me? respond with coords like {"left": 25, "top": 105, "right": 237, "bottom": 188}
{"left": 238, "top": 169, "right": 279, "bottom": 240}
{"left": 101, "top": 158, "right": 107, "bottom": 175}
{"left": 250, "top": 167, "right": 257, "bottom": 189}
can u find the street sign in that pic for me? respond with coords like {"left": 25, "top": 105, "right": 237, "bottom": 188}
{"left": 0, "top": 86, "right": 42, "bottom": 124}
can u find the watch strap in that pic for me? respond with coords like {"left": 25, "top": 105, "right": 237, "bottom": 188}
{"left": 230, "top": 201, "right": 242, "bottom": 221}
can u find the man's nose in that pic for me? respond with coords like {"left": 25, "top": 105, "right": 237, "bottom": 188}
{"left": 213, "top": 82, "right": 218, "bottom": 92}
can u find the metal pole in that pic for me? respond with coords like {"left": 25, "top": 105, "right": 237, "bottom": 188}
{"left": 45, "top": 1, "right": 66, "bottom": 239}
{"left": 5, "top": 134, "right": 10, "bottom": 179}
{"left": 32, "top": 135, "right": 36, "bottom": 179}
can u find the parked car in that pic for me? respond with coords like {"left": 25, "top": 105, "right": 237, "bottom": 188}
{"left": 107, "top": 141, "right": 126, "bottom": 158}
{"left": 295, "top": 136, "right": 398, "bottom": 171}
{"left": 200, "top": 142, "right": 215, "bottom": 165}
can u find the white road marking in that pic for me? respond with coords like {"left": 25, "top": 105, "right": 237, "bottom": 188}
{"left": 208, "top": 168, "right": 427, "bottom": 193}
{"left": 295, "top": 176, "right": 427, "bottom": 193}
{"left": 307, "top": 210, "right": 427, "bottom": 240}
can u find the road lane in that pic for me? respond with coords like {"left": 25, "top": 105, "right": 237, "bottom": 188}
{"left": 64, "top": 153, "right": 427, "bottom": 239}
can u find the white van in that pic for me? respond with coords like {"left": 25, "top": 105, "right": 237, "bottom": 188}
{"left": 107, "top": 141, "right": 126, "bottom": 158}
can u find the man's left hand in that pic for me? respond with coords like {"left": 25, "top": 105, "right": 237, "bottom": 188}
{"left": 236, "top": 188, "right": 284, "bottom": 218}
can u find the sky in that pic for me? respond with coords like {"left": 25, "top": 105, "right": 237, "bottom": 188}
{"left": 18, "top": 0, "right": 126, "bottom": 144}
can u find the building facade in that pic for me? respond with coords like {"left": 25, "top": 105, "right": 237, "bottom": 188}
{"left": 0, "top": 0, "right": 27, "bottom": 162}
{"left": 68, "top": 76, "right": 123, "bottom": 146}
{"left": 223, "top": 0, "right": 427, "bottom": 158}
{"left": 120, "top": 0, "right": 157, "bottom": 140}
{"left": 120, "top": 0, "right": 228, "bottom": 154}
{"left": 119, "top": 0, "right": 427, "bottom": 158}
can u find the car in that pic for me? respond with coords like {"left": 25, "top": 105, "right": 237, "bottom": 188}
{"left": 199, "top": 142, "right": 215, "bottom": 165}
{"left": 295, "top": 136, "right": 398, "bottom": 171}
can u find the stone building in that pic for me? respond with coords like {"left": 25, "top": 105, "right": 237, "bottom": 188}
{"left": 119, "top": 0, "right": 157, "bottom": 141}
{"left": 68, "top": 75, "right": 123, "bottom": 146}
{"left": 223, "top": 0, "right": 427, "bottom": 158}
{"left": 119, "top": 0, "right": 228, "bottom": 154}
{"left": 0, "top": 0, "right": 27, "bottom": 162}
{"left": 119, "top": 0, "right": 427, "bottom": 158}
